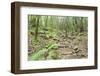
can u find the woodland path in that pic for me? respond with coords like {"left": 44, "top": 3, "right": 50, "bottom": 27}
{"left": 57, "top": 34, "right": 88, "bottom": 59}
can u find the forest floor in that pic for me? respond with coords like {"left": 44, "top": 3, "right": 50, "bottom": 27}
{"left": 28, "top": 32, "right": 88, "bottom": 60}
{"left": 57, "top": 33, "right": 88, "bottom": 59}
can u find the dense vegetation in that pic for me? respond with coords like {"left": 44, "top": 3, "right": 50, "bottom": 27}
{"left": 28, "top": 15, "right": 88, "bottom": 61}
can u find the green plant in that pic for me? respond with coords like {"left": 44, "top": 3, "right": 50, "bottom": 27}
{"left": 30, "top": 43, "right": 59, "bottom": 60}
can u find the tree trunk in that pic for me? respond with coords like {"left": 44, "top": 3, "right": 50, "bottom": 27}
{"left": 34, "top": 16, "right": 39, "bottom": 41}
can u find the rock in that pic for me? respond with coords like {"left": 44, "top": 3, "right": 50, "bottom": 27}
{"left": 73, "top": 46, "right": 78, "bottom": 50}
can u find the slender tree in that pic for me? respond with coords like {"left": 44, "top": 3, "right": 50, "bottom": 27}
{"left": 34, "top": 16, "right": 40, "bottom": 41}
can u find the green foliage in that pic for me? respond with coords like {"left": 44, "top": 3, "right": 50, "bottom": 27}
{"left": 30, "top": 48, "right": 47, "bottom": 60}
{"left": 30, "top": 43, "right": 59, "bottom": 60}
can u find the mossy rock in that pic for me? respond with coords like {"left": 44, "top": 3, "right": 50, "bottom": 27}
{"left": 47, "top": 50, "right": 60, "bottom": 59}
